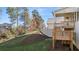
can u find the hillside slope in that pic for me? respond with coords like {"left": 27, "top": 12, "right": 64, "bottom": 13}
{"left": 0, "top": 34, "right": 51, "bottom": 51}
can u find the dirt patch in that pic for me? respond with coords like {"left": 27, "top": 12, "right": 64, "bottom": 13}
{"left": 21, "top": 34, "right": 49, "bottom": 45}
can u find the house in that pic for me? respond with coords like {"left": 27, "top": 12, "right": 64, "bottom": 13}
{"left": 50, "top": 7, "right": 79, "bottom": 50}
{"left": 47, "top": 18, "right": 55, "bottom": 29}
{"left": 0, "top": 23, "right": 12, "bottom": 29}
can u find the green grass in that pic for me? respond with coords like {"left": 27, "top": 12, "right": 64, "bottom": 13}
{"left": 0, "top": 35, "right": 52, "bottom": 51}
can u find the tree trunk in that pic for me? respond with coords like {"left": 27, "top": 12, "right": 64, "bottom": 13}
{"left": 24, "top": 19, "right": 26, "bottom": 33}
{"left": 16, "top": 18, "right": 19, "bottom": 29}
{"left": 16, "top": 17, "right": 19, "bottom": 36}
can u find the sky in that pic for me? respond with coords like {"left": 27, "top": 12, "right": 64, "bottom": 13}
{"left": 0, "top": 7, "right": 59, "bottom": 25}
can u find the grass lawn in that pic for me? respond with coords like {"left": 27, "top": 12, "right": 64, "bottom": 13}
{"left": 0, "top": 34, "right": 52, "bottom": 51}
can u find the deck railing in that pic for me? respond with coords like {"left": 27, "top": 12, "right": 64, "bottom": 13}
{"left": 54, "top": 20, "right": 75, "bottom": 29}
{"left": 64, "top": 20, "right": 75, "bottom": 28}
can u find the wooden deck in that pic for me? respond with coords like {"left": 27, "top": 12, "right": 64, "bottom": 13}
{"left": 52, "top": 27, "right": 74, "bottom": 50}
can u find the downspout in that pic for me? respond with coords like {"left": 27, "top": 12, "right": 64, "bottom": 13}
{"left": 73, "top": 8, "right": 76, "bottom": 43}
{"left": 74, "top": 7, "right": 79, "bottom": 48}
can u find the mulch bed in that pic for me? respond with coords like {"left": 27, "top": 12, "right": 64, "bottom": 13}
{"left": 21, "top": 34, "right": 49, "bottom": 45}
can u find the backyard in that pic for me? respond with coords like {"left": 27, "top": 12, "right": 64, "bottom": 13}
{"left": 0, "top": 7, "right": 79, "bottom": 51}
{"left": 0, "top": 33, "right": 78, "bottom": 51}
{"left": 0, "top": 33, "right": 52, "bottom": 51}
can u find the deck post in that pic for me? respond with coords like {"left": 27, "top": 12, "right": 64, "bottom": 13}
{"left": 52, "top": 35, "right": 55, "bottom": 49}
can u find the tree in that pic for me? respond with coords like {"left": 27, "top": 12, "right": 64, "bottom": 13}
{"left": 14, "top": 7, "right": 20, "bottom": 29}
{"left": 6, "top": 7, "right": 16, "bottom": 25}
{"left": 7, "top": 7, "right": 21, "bottom": 29}
{"left": 32, "top": 10, "right": 44, "bottom": 28}
{"left": 19, "top": 7, "right": 31, "bottom": 32}
{"left": 32, "top": 9, "right": 44, "bottom": 33}
{"left": 7, "top": 7, "right": 21, "bottom": 36}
